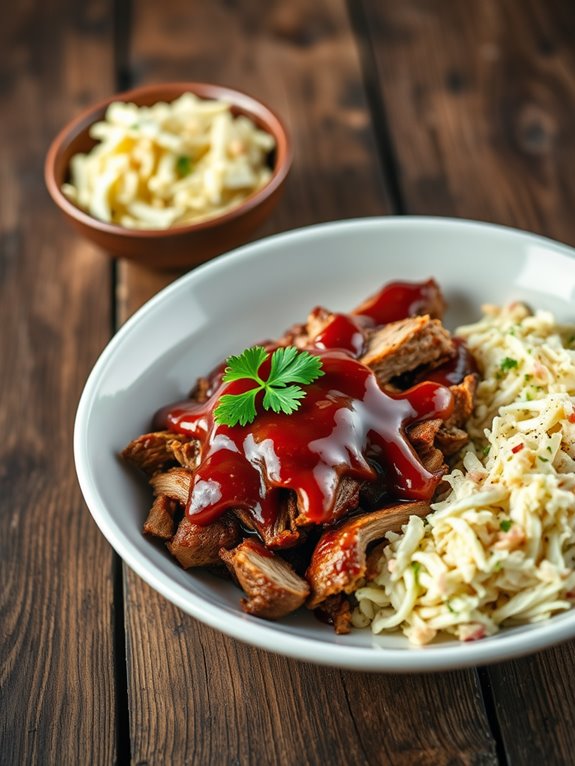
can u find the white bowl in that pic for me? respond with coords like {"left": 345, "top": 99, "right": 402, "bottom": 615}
{"left": 75, "top": 217, "right": 575, "bottom": 672}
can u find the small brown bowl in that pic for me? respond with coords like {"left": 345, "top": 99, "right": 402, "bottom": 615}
{"left": 45, "top": 82, "right": 292, "bottom": 270}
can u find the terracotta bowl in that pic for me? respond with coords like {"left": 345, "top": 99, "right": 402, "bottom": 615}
{"left": 45, "top": 82, "right": 292, "bottom": 270}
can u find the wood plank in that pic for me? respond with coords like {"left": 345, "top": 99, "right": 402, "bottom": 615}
{"left": 357, "top": 0, "right": 575, "bottom": 762}
{"left": 117, "top": 0, "right": 391, "bottom": 316}
{"left": 483, "top": 646, "right": 575, "bottom": 764}
{"left": 119, "top": 1, "right": 497, "bottom": 764}
{"left": 126, "top": 579, "right": 496, "bottom": 766}
{"left": 0, "top": 1, "right": 118, "bottom": 763}
{"left": 356, "top": 0, "right": 575, "bottom": 242}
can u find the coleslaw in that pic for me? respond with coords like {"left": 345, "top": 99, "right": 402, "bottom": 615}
{"left": 353, "top": 302, "right": 575, "bottom": 644}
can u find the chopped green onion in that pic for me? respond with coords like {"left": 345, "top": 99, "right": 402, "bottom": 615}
{"left": 176, "top": 155, "right": 192, "bottom": 177}
{"left": 500, "top": 357, "right": 518, "bottom": 372}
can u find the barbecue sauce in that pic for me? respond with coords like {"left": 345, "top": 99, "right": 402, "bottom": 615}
{"left": 155, "top": 351, "right": 453, "bottom": 528}
{"left": 354, "top": 277, "right": 442, "bottom": 325}
{"left": 423, "top": 337, "right": 477, "bottom": 386}
{"left": 313, "top": 313, "right": 366, "bottom": 356}
{"left": 154, "top": 279, "right": 460, "bottom": 532}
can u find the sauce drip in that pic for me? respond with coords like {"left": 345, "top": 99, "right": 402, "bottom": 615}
{"left": 424, "top": 337, "right": 477, "bottom": 386}
{"left": 354, "top": 278, "right": 442, "bottom": 325}
{"left": 313, "top": 313, "right": 366, "bottom": 355}
{"left": 155, "top": 350, "right": 453, "bottom": 528}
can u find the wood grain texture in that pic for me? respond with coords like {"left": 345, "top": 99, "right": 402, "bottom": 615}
{"left": 117, "top": 0, "right": 389, "bottom": 318}
{"left": 356, "top": 0, "right": 575, "bottom": 244}
{"left": 357, "top": 0, "right": 575, "bottom": 763}
{"left": 118, "top": 2, "right": 497, "bottom": 764}
{"left": 0, "top": 1, "right": 118, "bottom": 763}
{"left": 125, "top": 579, "right": 496, "bottom": 766}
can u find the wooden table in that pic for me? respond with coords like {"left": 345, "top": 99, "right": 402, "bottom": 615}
{"left": 4, "top": 1, "right": 575, "bottom": 763}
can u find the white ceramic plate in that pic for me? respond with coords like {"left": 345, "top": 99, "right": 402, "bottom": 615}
{"left": 75, "top": 217, "right": 575, "bottom": 672}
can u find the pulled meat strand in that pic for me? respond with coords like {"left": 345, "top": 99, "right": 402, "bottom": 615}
{"left": 220, "top": 538, "right": 310, "bottom": 620}
{"left": 315, "top": 594, "right": 353, "bottom": 635}
{"left": 306, "top": 501, "right": 430, "bottom": 609}
{"left": 436, "top": 374, "right": 478, "bottom": 455}
{"left": 445, "top": 374, "right": 477, "bottom": 428}
{"left": 143, "top": 494, "right": 178, "bottom": 540}
{"left": 122, "top": 431, "right": 199, "bottom": 475}
{"left": 361, "top": 315, "right": 455, "bottom": 384}
{"left": 435, "top": 426, "right": 469, "bottom": 457}
{"left": 189, "top": 376, "right": 211, "bottom": 403}
{"left": 150, "top": 467, "right": 193, "bottom": 505}
{"left": 407, "top": 418, "right": 443, "bottom": 450}
{"left": 167, "top": 514, "right": 240, "bottom": 569}
{"left": 406, "top": 374, "right": 478, "bottom": 459}
{"left": 232, "top": 491, "right": 301, "bottom": 549}
{"left": 233, "top": 477, "right": 362, "bottom": 548}
{"left": 296, "top": 476, "right": 361, "bottom": 527}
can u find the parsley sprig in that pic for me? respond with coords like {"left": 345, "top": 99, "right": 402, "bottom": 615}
{"left": 214, "top": 346, "right": 324, "bottom": 427}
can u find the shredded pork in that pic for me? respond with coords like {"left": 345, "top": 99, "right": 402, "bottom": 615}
{"left": 122, "top": 279, "right": 479, "bottom": 630}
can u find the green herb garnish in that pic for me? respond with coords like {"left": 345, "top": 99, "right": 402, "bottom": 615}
{"left": 500, "top": 357, "right": 518, "bottom": 372}
{"left": 538, "top": 456, "right": 549, "bottom": 463}
{"left": 412, "top": 561, "right": 421, "bottom": 584}
{"left": 483, "top": 444, "right": 491, "bottom": 457}
{"left": 176, "top": 155, "right": 192, "bottom": 177}
{"left": 500, "top": 519, "right": 512, "bottom": 532}
{"left": 214, "top": 346, "right": 324, "bottom": 427}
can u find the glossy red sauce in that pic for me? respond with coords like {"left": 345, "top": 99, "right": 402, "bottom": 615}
{"left": 424, "top": 337, "right": 477, "bottom": 386}
{"left": 354, "top": 278, "right": 442, "bottom": 325}
{"left": 311, "top": 526, "right": 365, "bottom": 579}
{"left": 313, "top": 313, "right": 366, "bottom": 355}
{"left": 155, "top": 350, "right": 453, "bottom": 528}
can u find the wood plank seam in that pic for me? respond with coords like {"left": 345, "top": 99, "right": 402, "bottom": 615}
{"left": 346, "top": 0, "right": 408, "bottom": 215}
{"left": 477, "top": 667, "right": 510, "bottom": 766}
{"left": 112, "top": 1, "right": 136, "bottom": 763}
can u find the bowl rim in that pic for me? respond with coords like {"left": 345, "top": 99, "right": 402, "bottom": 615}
{"left": 44, "top": 81, "right": 292, "bottom": 238}
{"left": 75, "top": 216, "right": 575, "bottom": 672}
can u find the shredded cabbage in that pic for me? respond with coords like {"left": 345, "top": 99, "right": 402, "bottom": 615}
{"left": 353, "top": 303, "right": 575, "bottom": 644}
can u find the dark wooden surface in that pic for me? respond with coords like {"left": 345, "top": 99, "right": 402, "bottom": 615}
{"left": 357, "top": 2, "right": 575, "bottom": 763}
{"left": 1, "top": 1, "right": 118, "bottom": 764}
{"left": 2, "top": 0, "right": 575, "bottom": 764}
